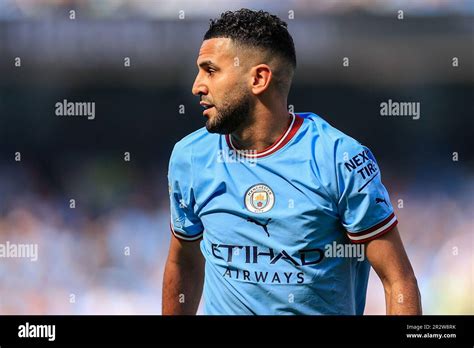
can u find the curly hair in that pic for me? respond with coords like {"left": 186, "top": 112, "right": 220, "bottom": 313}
{"left": 204, "top": 9, "right": 297, "bottom": 70}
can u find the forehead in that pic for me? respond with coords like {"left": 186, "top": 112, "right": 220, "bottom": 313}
{"left": 197, "top": 38, "right": 235, "bottom": 64}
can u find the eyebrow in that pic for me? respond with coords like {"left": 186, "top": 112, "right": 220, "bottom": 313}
{"left": 198, "top": 60, "right": 219, "bottom": 69}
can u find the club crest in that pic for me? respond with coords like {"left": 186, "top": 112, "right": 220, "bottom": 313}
{"left": 244, "top": 184, "right": 275, "bottom": 213}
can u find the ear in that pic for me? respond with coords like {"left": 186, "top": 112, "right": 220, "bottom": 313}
{"left": 250, "top": 64, "right": 272, "bottom": 95}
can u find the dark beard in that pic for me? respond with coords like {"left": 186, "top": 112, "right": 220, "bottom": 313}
{"left": 206, "top": 92, "right": 251, "bottom": 134}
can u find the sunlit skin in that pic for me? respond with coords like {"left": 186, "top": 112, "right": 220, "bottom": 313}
{"left": 191, "top": 38, "right": 291, "bottom": 152}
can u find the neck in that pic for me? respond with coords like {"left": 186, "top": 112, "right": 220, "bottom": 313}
{"left": 230, "top": 103, "right": 291, "bottom": 153}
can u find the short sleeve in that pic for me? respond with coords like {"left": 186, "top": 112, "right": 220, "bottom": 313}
{"left": 335, "top": 138, "right": 398, "bottom": 243}
{"left": 168, "top": 143, "right": 204, "bottom": 241}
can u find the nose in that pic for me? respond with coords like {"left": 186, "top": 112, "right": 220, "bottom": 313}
{"left": 192, "top": 73, "right": 208, "bottom": 96}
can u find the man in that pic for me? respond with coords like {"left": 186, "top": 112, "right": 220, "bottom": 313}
{"left": 163, "top": 9, "right": 421, "bottom": 315}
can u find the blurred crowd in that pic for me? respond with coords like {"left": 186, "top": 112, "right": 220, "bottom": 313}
{"left": 0, "top": 161, "right": 170, "bottom": 314}
{"left": 0, "top": 162, "right": 471, "bottom": 315}
{"left": 1, "top": 0, "right": 472, "bottom": 20}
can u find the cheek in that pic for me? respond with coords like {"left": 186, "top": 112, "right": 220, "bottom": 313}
{"left": 211, "top": 71, "right": 247, "bottom": 105}
{"left": 218, "top": 71, "right": 243, "bottom": 90}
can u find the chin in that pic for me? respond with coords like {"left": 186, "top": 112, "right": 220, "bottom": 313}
{"left": 205, "top": 123, "right": 225, "bottom": 134}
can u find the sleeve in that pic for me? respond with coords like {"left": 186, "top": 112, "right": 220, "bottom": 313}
{"left": 168, "top": 142, "right": 204, "bottom": 241}
{"left": 335, "top": 138, "right": 398, "bottom": 243}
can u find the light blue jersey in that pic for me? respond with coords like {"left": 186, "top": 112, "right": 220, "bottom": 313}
{"left": 168, "top": 112, "right": 397, "bottom": 315}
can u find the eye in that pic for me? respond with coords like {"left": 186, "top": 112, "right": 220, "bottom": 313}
{"left": 207, "top": 68, "right": 216, "bottom": 76}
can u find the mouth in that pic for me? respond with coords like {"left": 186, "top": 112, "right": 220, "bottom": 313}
{"left": 200, "top": 101, "right": 215, "bottom": 116}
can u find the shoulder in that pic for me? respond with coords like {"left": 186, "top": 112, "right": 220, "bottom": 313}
{"left": 299, "top": 112, "right": 365, "bottom": 160}
{"left": 170, "top": 126, "right": 219, "bottom": 165}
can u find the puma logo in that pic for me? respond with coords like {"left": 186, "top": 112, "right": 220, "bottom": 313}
{"left": 376, "top": 197, "right": 388, "bottom": 206}
{"left": 246, "top": 217, "right": 272, "bottom": 237}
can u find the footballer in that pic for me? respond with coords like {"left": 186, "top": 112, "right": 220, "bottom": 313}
{"left": 162, "top": 9, "right": 422, "bottom": 315}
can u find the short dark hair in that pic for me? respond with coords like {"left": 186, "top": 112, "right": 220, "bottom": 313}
{"left": 204, "top": 9, "right": 297, "bottom": 70}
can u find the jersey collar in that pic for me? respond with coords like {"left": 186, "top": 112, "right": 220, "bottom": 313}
{"left": 225, "top": 112, "right": 304, "bottom": 159}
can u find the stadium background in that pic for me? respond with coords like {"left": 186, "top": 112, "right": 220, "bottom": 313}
{"left": 0, "top": 0, "right": 472, "bottom": 314}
